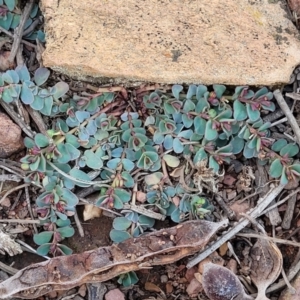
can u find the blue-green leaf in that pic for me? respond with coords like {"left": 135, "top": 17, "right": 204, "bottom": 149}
{"left": 271, "top": 139, "right": 287, "bottom": 152}
{"left": 33, "top": 231, "right": 53, "bottom": 245}
{"left": 113, "top": 217, "right": 131, "bottom": 230}
{"left": 280, "top": 144, "right": 299, "bottom": 157}
{"left": 205, "top": 120, "right": 218, "bottom": 141}
{"left": 172, "top": 84, "right": 183, "bottom": 99}
{"left": 52, "top": 82, "right": 69, "bottom": 99}
{"left": 173, "top": 138, "right": 183, "bottom": 153}
{"left": 233, "top": 100, "right": 247, "bottom": 121}
{"left": 4, "top": 0, "right": 16, "bottom": 11}
{"left": 20, "top": 82, "right": 34, "bottom": 104}
{"left": 39, "top": 96, "right": 53, "bottom": 116}
{"left": 35, "top": 133, "right": 49, "bottom": 148}
{"left": 269, "top": 159, "right": 283, "bottom": 178}
{"left": 36, "top": 243, "right": 51, "bottom": 256}
{"left": 110, "top": 229, "right": 131, "bottom": 243}
{"left": 246, "top": 103, "right": 260, "bottom": 122}
{"left": 34, "top": 68, "right": 50, "bottom": 86}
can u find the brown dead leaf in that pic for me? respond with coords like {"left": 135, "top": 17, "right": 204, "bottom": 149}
{"left": 250, "top": 238, "right": 282, "bottom": 300}
{"left": 185, "top": 266, "right": 197, "bottom": 282}
{"left": 83, "top": 204, "right": 102, "bottom": 221}
{"left": 145, "top": 282, "right": 162, "bottom": 293}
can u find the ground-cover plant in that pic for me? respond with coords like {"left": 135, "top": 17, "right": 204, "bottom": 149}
{"left": 1, "top": 65, "right": 299, "bottom": 256}
{"left": 0, "top": 1, "right": 45, "bottom": 41}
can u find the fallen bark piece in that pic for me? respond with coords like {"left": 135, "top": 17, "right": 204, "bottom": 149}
{"left": 0, "top": 219, "right": 228, "bottom": 299}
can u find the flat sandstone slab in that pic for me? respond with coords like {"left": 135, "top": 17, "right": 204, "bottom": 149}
{"left": 40, "top": 0, "right": 300, "bottom": 85}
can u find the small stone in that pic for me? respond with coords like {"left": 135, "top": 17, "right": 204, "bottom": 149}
{"left": 178, "top": 277, "right": 187, "bottom": 283}
{"left": 136, "top": 191, "right": 147, "bottom": 203}
{"left": 83, "top": 204, "right": 102, "bottom": 221}
{"left": 185, "top": 266, "right": 197, "bottom": 282}
{"left": 226, "top": 259, "right": 238, "bottom": 274}
{"left": 47, "top": 291, "right": 58, "bottom": 299}
{"left": 226, "top": 189, "right": 237, "bottom": 201}
{"left": 194, "top": 272, "right": 202, "bottom": 283}
{"left": 160, "top": 275, "right": 168, "bottom": 283}
{"left": 0, "top": 198, "right": 10, "bottom": 208}
{"left": 105, "top": 289, "right": 125, "bottom": 300}
{"left": 172, "top": 196, "right": 180, "bottom": 207}
{"left": 166, "top": 282, "right": 173, "bottom": 294}
{"left": 186, "top": 278, "right": 203, "bottom": 298}
{"left": 78, "top": 284, "right": 87, "bottom": 297}
{"left": 0, "top": 113, "right": 24, "bottom": 158}
{"left": 219, "top": 243, "right": 228, "bottom": 256}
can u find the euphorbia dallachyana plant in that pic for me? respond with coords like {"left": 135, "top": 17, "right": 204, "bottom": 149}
{"left": 6, "top": 69, "right": 297, "bottom": 257}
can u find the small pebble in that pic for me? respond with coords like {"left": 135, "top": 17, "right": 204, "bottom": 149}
{"left": 186, "top": 278, "right": 203, "bottom": 297}
{"left": 160, "top": 275, "right": 168, "bottom": 283}
{"left": 105, "top": 288, "right": 125, "bottom": 300}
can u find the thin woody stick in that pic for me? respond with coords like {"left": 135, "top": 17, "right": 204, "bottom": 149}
{"left": 273, "top": 89, "right": 300, "bottom": 147}
{"left": 187, "top": 183, "right": 285, "bottom": 268}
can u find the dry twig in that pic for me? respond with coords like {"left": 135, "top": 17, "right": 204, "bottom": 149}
{"left": 186, "top": 183, "right": 285, "bottom": 268}
{"left": 274, "top": 89, "right": 300, "bottom": 146}
{"left": 0, "top": 183, "right": 30, "bottom": 205}
{"left": 9, "top": 0, "right": 35, "bottom": 63}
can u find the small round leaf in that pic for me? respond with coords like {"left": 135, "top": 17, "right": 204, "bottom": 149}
{"left": 113, "top": 217, "right": 132, "bottom": 230}
{"left": 33, "top": 231, "right": 53, "bottom": 245}
{"left": 163, "top": 154, "right": 180, "bottom": 168}
{"left": 110, "top": 229, "right": 131, "bottom": 243}
{"left": 34, "top": 68, "right": 50, "bottom": 86}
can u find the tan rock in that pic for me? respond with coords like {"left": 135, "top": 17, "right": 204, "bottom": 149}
{"left": 40, "top": 0, "right": 300, "bottom": 85}
{"left": 186, "top": 278, "right": 203, "bottom": 297}
{"left": 0, "top": 113, "right": 24, "bottom": 158}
